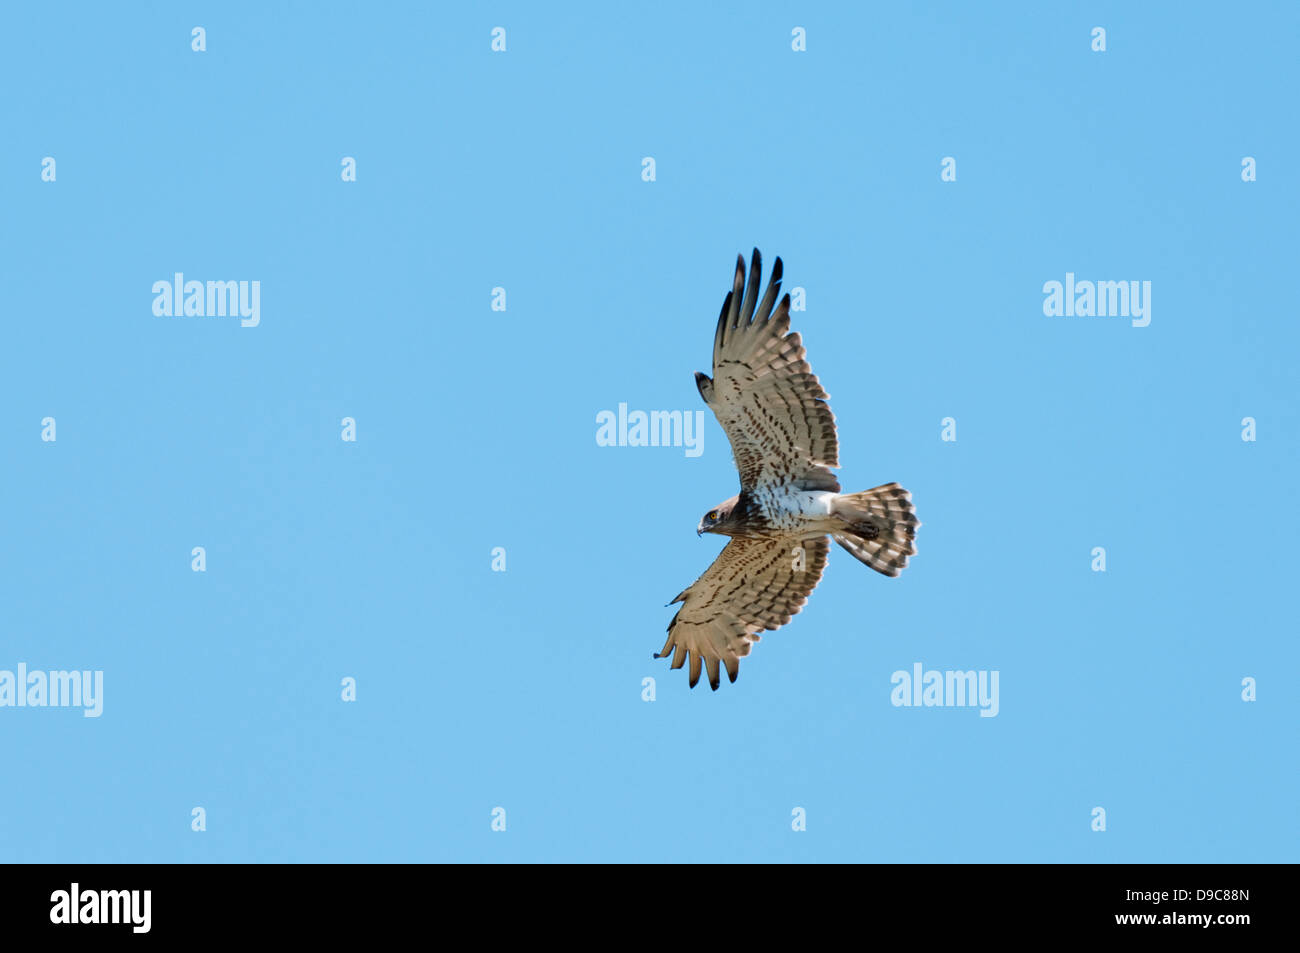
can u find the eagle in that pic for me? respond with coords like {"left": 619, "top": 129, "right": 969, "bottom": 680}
{"left": 656, "top": 249, "right": 919, "bottom": 691}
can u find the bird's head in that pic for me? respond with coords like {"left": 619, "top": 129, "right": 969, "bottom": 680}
{"left": 697, "top": 496, "right": 740, "bottom": 536}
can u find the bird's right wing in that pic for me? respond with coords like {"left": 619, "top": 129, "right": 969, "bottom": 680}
{"left": 657, "top": 535, "right": 830, "bottom": 691}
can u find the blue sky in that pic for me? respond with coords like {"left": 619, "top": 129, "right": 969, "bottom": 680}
{"left": 1, "top": 2, "right": 1295, "bottom": 862}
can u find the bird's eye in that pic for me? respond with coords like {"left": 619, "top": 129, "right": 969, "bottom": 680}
{"left": 707, "top": 511, "right": 718, "bottom": 522}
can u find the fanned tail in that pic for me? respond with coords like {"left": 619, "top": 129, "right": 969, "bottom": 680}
{"left": 831, "top": 483, "right": 919, "bottom": 577}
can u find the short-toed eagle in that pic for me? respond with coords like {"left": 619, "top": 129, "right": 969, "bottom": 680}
{"left": 656, "top": 249, "right": 919, "bottom": 690}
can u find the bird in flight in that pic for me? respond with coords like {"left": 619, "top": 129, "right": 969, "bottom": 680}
{"left": 656, "top": 249, "right": 919, "bottom": 691}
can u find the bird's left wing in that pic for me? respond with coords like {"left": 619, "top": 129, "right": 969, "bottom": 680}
{"left": 695, "top": 249, "right": 840, "bottom": 494}
{"left": 657, "top": 535, "right": 830, "bottom": 690}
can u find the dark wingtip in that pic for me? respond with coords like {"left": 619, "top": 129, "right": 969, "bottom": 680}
{"left": 772, "top": 256, "right": 783, "bottom": 282}
{"left": 728, "top": 668, "right": 739, "bottom": 684}
{"left": 709, "top": 676, "right": 720, "bottom": 691}
{"left": 695, "top": 370, "right": 715, "bottom": 405}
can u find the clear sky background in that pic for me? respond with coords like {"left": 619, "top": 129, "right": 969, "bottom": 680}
{"left": 1, "top": 3, "right": 1295, "bottom": 863}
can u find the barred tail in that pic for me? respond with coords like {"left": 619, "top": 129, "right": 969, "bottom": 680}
{"left": 831, "top": 483, "right": 919, "bottom": 577}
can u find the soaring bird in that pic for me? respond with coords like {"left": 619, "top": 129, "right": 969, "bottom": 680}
{"left": 656, "top": 249, "right": 919, "bottom": 690}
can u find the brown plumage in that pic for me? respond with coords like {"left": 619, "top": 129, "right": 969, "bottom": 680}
{"left": 656, "top": 249, "right": 919, "bottom": 690}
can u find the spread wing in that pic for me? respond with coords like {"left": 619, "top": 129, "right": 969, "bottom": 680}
{"left": 694, "top": 249, "right": 839, "bottom": 493}
{"left": 657, "top": 536, "right": 830, "bottom": 690}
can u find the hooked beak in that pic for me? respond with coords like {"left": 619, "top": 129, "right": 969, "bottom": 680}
{"left": 696, "top": 523, "right": 706, "bottom": 536}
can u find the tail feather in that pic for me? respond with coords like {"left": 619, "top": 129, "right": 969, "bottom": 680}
{"left": 832, "top": 483, "right": 919, "bottom": 577}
